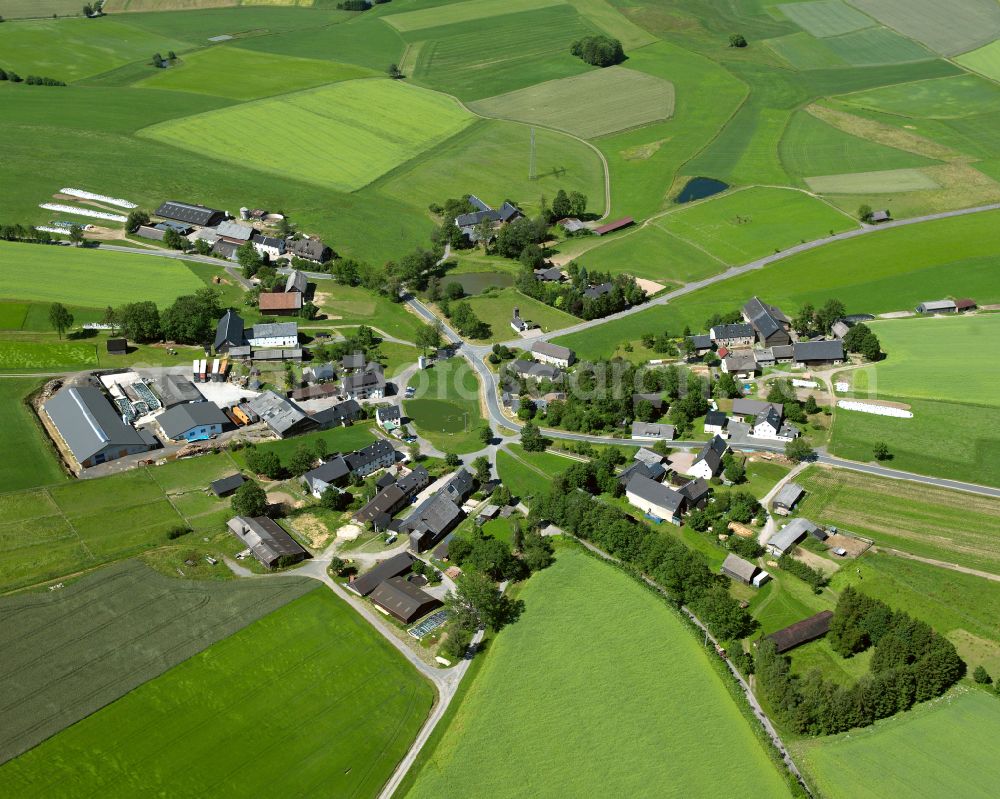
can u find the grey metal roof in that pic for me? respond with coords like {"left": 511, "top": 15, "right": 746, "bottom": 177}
{"left": 773, "top": 482, "right": 804, "bottom": 508}
{"left": 918, "top": 300, "right": 957, "bottom": 312}
{"left": 214, "top": 309, "right": 244, "bottom": 351}
{"left": 284, "top": 270, "right": 307, "bottom": 293}
{"left": 768, "top": 517, "right": 819, "bottom": 554}
{"left": 626, "top": 474, "right": 685, "bottom": 514}
{"left": 228, "top": 516, "right": 306, "bottom": 567}
{"left": 634, "top": 447, "right": 665, "bottom": 466}
{"left": 679, "top": 477, "right": 710, "bottom": 504}
{"left": 216, "top": 220, "right": 254, "bottom": 241}
{"left": 793, "top": 340, "right": 844, "bottom": 361}
{"left": 349, "top": 552, "right": 415, "bottom": 596}
{"left": 345, "top": 440, "right": 396, "bottom": 472}
{"left": 443, "top": 469, "right": 474, "bottom": 503}
{"left": 721, "top": 553, "right": 758, "bottom": 583}
{"left": 155, "top": 200, "right": 224, "bottom": 227}
{"left": 724, "top": 352, "right": 758, "bottom": 372}
{"left": 690, "top": 334, "right": 713, "bottom": 349}
{"left": 247, "top": 391, "right": 312, "bottom": 436}
{"left": 43, "top": 386, "right": 147, "bottom": 463}
{"left": 531, "top": 341, "right": 573, "bottom": 361}
{"left": 631, "top": 422, "right": 674, "bottom": 439}
{"left": 310, "top": 399, "right": 362, "bottom": 427}
{"left": 354, "top": 484, "right": 406, "bottom": 524}
{"left": 732, "top": 399, "right": 782, "bottom": 417}
{"left": 342, "top": 352, "right": 366, "bottom": 370}
{"left": 511, "top": 359, "right": 561, "bottom": 381}
{"left": 286, "top": 237, "right": 329, "bottom": 261}
{"left": 158, "top": 402, "right": 229, "bottom": 439}
{"left": 583, "top": 282, "right": 613, "bottom": 300}
{"left": 154, "top": 374, "right": 203, "bottom": 407}
{"left": 302, "top": 456, "right": 349, "bottom": 489}
{"left": 344, "top": 370, "right": 385, "bottom": 394}
{"left": 248, "top": 322, "right": 298, "bottom": 340}
{"left": 397, "top": 466, "right": 429, "bottom": 495}
{"left": 403, "top": 493, "right": 463, "bottom": 538}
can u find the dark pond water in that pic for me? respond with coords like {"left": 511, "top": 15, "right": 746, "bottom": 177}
{"left": 675, "top": 177, "right": 729, "bottom": 203}
{"left": 450, "top": 272, "right": 514, "bottom": 294}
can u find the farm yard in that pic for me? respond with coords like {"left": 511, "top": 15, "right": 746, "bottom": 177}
{"left": 0, "top": 589, "right": 434, "bottom": 799}
{"left": 0, "top": 560, "right": 312, "bottom": 764}
{"left": 405, "top": 545, "right": 793, "bottom": 798}
{"left": 792, "top": 688, "right": 1000, "bottom": 799}
{"left": 404, "top": 358, "right": 486, "bottom": 454}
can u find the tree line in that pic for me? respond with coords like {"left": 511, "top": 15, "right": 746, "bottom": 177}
{"left": 756, "top": 586, "right": 965, "bottom": 735}
{"left": 0, "top": 68, "right": 65, "bottom": 85}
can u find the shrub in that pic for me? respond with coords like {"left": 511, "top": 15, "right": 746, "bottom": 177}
{"left": 166, "top": 525, "right": 192, "bottom": 540}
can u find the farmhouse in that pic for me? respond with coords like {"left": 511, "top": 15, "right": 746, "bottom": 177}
{"left": 247, "top": 322, "right": 298, "bottom": 348}
{"left": 742, "top": 297, "right": 791, "bottom": 347}
{"left": 342, "top": 352, "right": 366, "bottom": 371}
{"left": 751, "top": 406, "right": 799, "bottom": 442}
{"left": 210, "top": 473, "right": 246, "bottom": 497}
{"left": 212, "top": 240, "right": 239, "bottom": 261}
{"left": 43, "top": 386, "right": 151, "bottom": 468}
{"left": 630, "top": 422, "right": 675, "bottom": 440}
{"left": 558, "top": 218, "right": 586, "bottom": 233}
{"left": 531, "top": 340, "right": 575, "bottom": 368}
{"left": 286, "top": 236, "right": 331, "bottom": 263}
{"left": 678, "top": 477, "right": 711, "bottom": 510}
{"left": 343, "top": 364, "right": 386, "bottom": 400}
{"left": 722, "top": 351, "right": 759, "bottom": 377}
{"left": 454, "top": 195, "right": 522, "bottom": 240}
{"left": 257, "top": 291, "right": 303, "bottom": 314}
{"left": 916, "top": 299, "right": 957, "bottom": 314}
{"left": 625, "top": 474, "right": 685, "bottom": 524}
{"left": 731, "top": 399, "right": 782, "bottom": 419}
{"left": 155, "top": 200, "right": 225, "bottom": 227}
{"left": 510, "top": 307, "right": 533, "bottom": 333}
{"left": 583, "top": 282, "right": 614, "bottom": 300}
{"left": 721, "top": 553, "right": 769, "bottom": 588}
{"left": 688, "top": 334, "right": 713, "bottom": 356}
{"left": 510, "top": 359, "right": 561, "bottom": 382}
{"left": 227, "top": 516, "right": 307, "bottom": 570}
{"left": 345, "top": 439, "right": 396, "bottom": 477}
{"left": 301, "top": 458, "right": 350, "bottom": 497}
{"left": 870, "top": 209, "right": 890, "bottom": 223}
{"left": 311, "top": 399, "right": 363, "bottom": 428}
{"left": 354, "top": 466, "right": 429, "bottom": 527}
{"left": 376, "top": 405, "right": 402, "bottom": 431}
{"left": 618, "top": 460, "right": 666, "bottom": 486}
{"left": 766, "top": 517, "right": 820, "bottom": 556}
{"left": 246, "top": 391, "right": 317, "bottom": 438}
{"left": 793, "top": 340, "right": 844, "bottom": 367}
{"left": 534, "top": 266, "right": 564, "bottom": 282}
{"left": 772, "top": 482, "right": 805, "bottom": 516}
{"left": 704, "top": 410, "right": 728, "bottom": 435}
{"left": 688, "top": 435, "right": 728, "bottom": 480}
{"left": 348, "top": 552, "right": 416, "bottom": 596}
{"left": 285, "top": 270, "right": 308, "bottom": 294}
{"left": 441, "top": 468, "right": 475, "bottom": 504}
{"left": 710, "top": 323, "right": 755, "bottom": 348}
{"left": 214, "top": 309, "right": 245, "bottom": 354}
{"left": 157, "top": 402, "right": 229, "bottom": 442}
{"left": 765, "top": 610, "right": 834, "bottom": 654}
{"left": 251, "top": 233, "right": 285, "bottom": 260}
{"left": 404, "top": 492, "right": 464, "bottom": 552}
{"left": 370, "top": 577, "right": 443, "bottom": 624}
{"left": 303, "top": 362, "right": 335, "bottom": 383}
{"left": 288, "top": 384, "right": 340, "bottom": 402}
{"left": 216, "top": 220, "right": 254, "bottom": 244}
{"left": 632, "top": 392, "right": 666, "bottom": 413}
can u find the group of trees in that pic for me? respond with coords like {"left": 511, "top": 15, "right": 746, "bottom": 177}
{"left": 441, "top": 570, "right": 525, "bottom": 658}
{"left": 570, "top": 35, "right": 625, "bottom": 67}
{"left": 777, "top": 554, "right": 828, "bottom": 593}
{"left": 0, "top": 222, "right": 57, "bottom": 243}
{"left": 103, "top": 287, "right": 222, "bottom": 345}
{"left": 791, "top": 298, "right": 846, "bottom": 337}
{"left": 151, "top": 52, "right": 177, "bottom": 69}
{"left": 515, "top": 262, "right": 646, "bottom": 321}
{"left": 231, "top": 480, "right": 269, "bottom": 518}
{"left": 438, "top": 298, "right": 490, "bottom": 339}
{"left": 757, "top": 587, "right": 965, "bottom": 736}
{"left": 549, "top": 189, "right": 587, "bottom": 221}
{"left": 843, "top": 322, "right": 883, "bottom": 361}
{"left": 0, "top": 68, "right": 64, "bottom": 85}
{"left": 686, "top": 490, "right": 764, "bottom": 554}
{"left": 531, "top": 489, "right": 757, "bottom": 641}
{"left": 309, "top": 324, "right": 382, "bottom": 365}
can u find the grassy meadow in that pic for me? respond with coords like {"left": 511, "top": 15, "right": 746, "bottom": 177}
{"left": 849, "top": 0, "right": 1000, "bottom": 56}
{"left": 311, "top": 283, "right": 425, "bottom": 340}
{"left": 404, "top": 357, "right": 486, "bottom": 454}
{"left": 0, "top": 559, "right": 311, "bottom": 763}
{"left": 406, "top": 545, "right": 793, "bottom": 797}
{"left": 957, "top": 39, "right": 1000, "bottom": 82}
{"left": 496, "top": 444, "right": 576, "bottom": 503}
{"left": 0, "top": 379, "right": 68, "bottom": 492}
{"left": 458, "top": 287, "right": 578, "bottom": 343}
{"left": 0, "top": 589, "right": 434, "bottom": 799}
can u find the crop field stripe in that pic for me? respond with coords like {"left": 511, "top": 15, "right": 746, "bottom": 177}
{"left": 777, "top": 1, "right": 876, "bottom": 37}
{"left": 821, "top": 26, "right": 936, "bottom": 66}
{"left": 956, "top": 40, "right": 1000, "bottom": 83}
{"left": 804, "top": 168, "right": 939, "bottom": 193}
{"left": 847, "top": 0, "right": 1000, "bottom": 56}
{"left": 384, "top": 0, "right": 565, "bottom": 32}
{"left": 835, "top": 75, "right": 1000, "bottom": 120}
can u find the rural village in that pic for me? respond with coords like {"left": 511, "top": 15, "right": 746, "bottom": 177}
{"left": 1, "top": 1, "right": 999, "bottom": 798}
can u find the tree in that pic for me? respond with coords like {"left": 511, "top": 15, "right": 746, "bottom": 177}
{"left": 858, "top": 332, "right": 882, "bottom": 362}
{"left": 492, "top": 485, "right": 512, "bottom": 506}
{"left": 873, "top": 441, "right": 891, "bottom": 461}
{"left": 115, "top": 301, "right": 160, "bottom": 343}
{"left": 816, "top": 299, "right": 846, "bottom": 333}
{"left": 231, "top": 481, "right": 268, "bottom": 518}
{"left": 125, "top": 209, "right": 149, "bottom": 233}
{"left": 858, "top": 203, "right": 873, "bottom": 222}
{"left": 444, "top": 281, "right": 464, "bottom": 300}
{"left": 792, "top": 303, "right": 816, "bottom": 336}
{"left": 245, "top": 448, "right": 283, "bottom": 479}
{"left": 551, "top": 189, "right": 571, "bottom": 220}
{"left": 415, "top": 321, "right": 442, "bottom": 355}
{"left": 785, "top": 437, "right": 815, "bottom": 463}
{"left": 288, "top": 445, "right": 316, "bottom": 477}
{"left": 160, "top": 288, "right": 221, "bottom": 345}
{"left": 168, "top": 50, "right": 177, "bottom": 61}
{"left": 472, "top": 455, "right": 491, "bottom": 484}
{"left": 724, "top": 455, "right": 746, "bottom": 484}
{"left": 803, "top": 395, "right": 819, "bottom": 415}
{"left": 320, "top": 487, "right": 352, "bottom": 511}
{"left": 511, "top": 517, "right": 524, "bottom": 552}
{"left": 162, "top": 226, "right": 184, "bottom": 250}
{"left": 446, "top": 571, "right": 523, "bottom": 632}
{"left": 713, "top": 371, "right": 740, "bottom": 399}
{"left": 387, "top": 63, "right": 403, "bottom": 79}
{"left": 101, "top": 305, "right": 118, "bottom": 334}
{"left": 152, "top": 53, "right": 163, "bottom": 69}
{"left": 445, "top": 452, "right": 461, "bottom": 468}
{"left": 69, "top": 224, "right": 84, "bottom": 246}
{"left": 479, "top": 426, "right": 493, "bottom": 446}
{"left": 48, "top": 303, "right": 73, "bottom": 338}
{"left": 520, "top": 420, "right": 546, "bottom": 452}
{"left": 568, "top": 191, "right": 587, "bottom": 217}
{"left": 237, "top": 241, "right": 262, "bottom": 278}
{"left": 729, "top": 33, "right": 747, "bottom": 47}
{"left": 521, "top": 531, "right": 554, "bottom": 572}
{"left": 973, "top": 665, "right": 992, "bottom": 685}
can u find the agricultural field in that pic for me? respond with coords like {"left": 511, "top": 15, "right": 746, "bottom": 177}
{"left": 838, "top": 75, "right": 1000, "bottom": 119}
{"left": 796, "top": 466, "right": 1000, "bottom": 574}
{"left": 404, "top": 357, "right": 486, "bottom": 454}
{"left": 458, "top": 287, "right": 578, "bottom": 343}
{"left": 849, "top": 0, "right": 1000, "bottom": 56}
{"left": 0, "top": 589, "right": 434, "bottom": 799}
{"left": 0, "top": 379, "right": 67, "bottom": 492}
{"left": 373, "top": 118, "right": 606, "bottom": 220}
{"left": 406, "top": 545, "right": 793, "bottom": 797}
{"left": 0, "top": 559, "right": 311, "bottom": 764}
{"left": 140, "top": 79, "right": 474, "bottom": 191}
{"left": 849, "top": 315, "right": 1000, "bottom": 405}
{"left": 957, "top": 40, "right": 1000, "bottom": 82}
{"left": 792, "top": 688, "right": 1000, "bottom": 799}
{"left": 0, "top": 242, "right": 204, "bottom": 308}
{"left": 804, "top": 168, "right": 939, "bottom": 194}
{"left": 469, "top": 67, "right": 675, "bottom": 140}
{"left": 553, "top": 210, "right": 1000, "bottom": 360}
{"left": 384, "top": 0, "right": 565, "bottom": 32}
{"left": 134, "top": 45, "right": 375, "bottom": 100}
{"left": 821, "top": 27, "right": 934, "bottom": 66}
{"left": 0, "top": 0, "right": 84, "bottom": 18}
{"left": 776, "top": 1, "right": 875, "bottom": 38}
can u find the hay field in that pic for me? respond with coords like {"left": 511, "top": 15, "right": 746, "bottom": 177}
{"left": 469, "top": 67, "right": 675, "bottom": 139}
{"left": 805, "top": 168, "right": 939, "bottom": 193}
{"left": 956, "top": 39, "right": 1000, "bottom": 83}
{"left": 822, "top": 26, "right": 934, "bottom": 65}
{"left": 406, "top": 546, "right": 792, "bottom": 797}
{"left": 0, "top": 560, "right": 312, "bottom": 764}
{"left": 384, "top": 0, "right": 564, "bottom": 32}
{"left": 778, "top": 1, "right": 874, "bottom": 37}
{"left": 793, "top": 689, "right": 1000, "bottom": 799}
{"left": 0, "top": 341, "right": 98, "bottom": 371}
{"left": 839, "top": 75, "right": 1000, "bottom": 119}
{"left": 849, "top": 0, "right": 1000, "bottom": 56}
{"left": 0, "top": 0, "right": 84, "bottom": 18}
{"left": 134, "top": 46, "right": 375, "bottom": 99}
{"left": 140, "top": 79, "right": 473, "bottom": 191}
{"left": 0, "top": 590, "right": 434, "bottom": 799}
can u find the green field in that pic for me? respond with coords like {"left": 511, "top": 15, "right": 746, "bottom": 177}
{"left": 134, "top": 45, "right": 375, "bottom": 99}
{"left": 957, "top": 39, "right": 1000, "bottom": 82}
{"left": 0, "top": 559, "right": 311, "bottom": 764}
{"left": 0, "top": 242, "right": 204, "bottom": 307}
{"left": 496, "top": 444, "right": 575, "bottom": 502}
{"left": 553, "top": 210, "right": 1000, "bottom": 360}
{"left": 459, "top": 287, "right": 578, "bottom": 343}
{"left": 373, "top": 118, "right": 606, "bottom": 219}
{"left": 839, "top": 74, "right": 1000, "bottom": 119}
{"left": 141, "top": 79, "right": 474, "bottom": 191}
{"left": 0, "top": 379, "right": 67, "bottom": 492}
{"left": 312, "top": 283, "right": 425, "bottom": 340}
{"left": 0, "top": 17, "right": 191, "bottom": 82}
{"left": 0, "top": 589, "right": 434, "bottom": 798}
{"left": 0, "top": 340, "right": 98, "bottom": 371}
{"left": 849, "top": 0, "right": 1000, "bottom": 56}
{"left": 850, "top": 315, "right": 999, "bottom": 405}
{"left": 406, "top": 546, "right": 792, "bottom": 797}
{"left": 404, "top": 357, "right": 486, "bottom": 454}
{"left": 384, "top": 0, "right": 564, "bottom": 32}
{"left": 469, "top": 67, "right": 675, "bottom": 139}
{"left": 0, "top": 0, "right": 84, "bottom": 18}
{"left": 793, "top": 688, "right": 1000, "bottom": 799}
{"left": 778, "top": 1, "right": 874, "bottom": 37}
{"left": 796, "top": 466, "right": 1000, "bottom": 574}
{"left": 821, "top": 26, "right": 934, "bottom": 66}
{"left": 804, "top": 168, "right": 939, "bottom": 193}
{"left": 658, "top": 187, "right": 857, "bottom": 266}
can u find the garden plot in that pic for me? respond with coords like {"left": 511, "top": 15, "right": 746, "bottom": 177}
{"left": 469, "top": 67, "right": 675, "bottom": 139}
{"left": 848, "top": 0, "right": 1000, "bottom": 56}
{"left": 140, "top": 79, "right": 474, "bottom": 191}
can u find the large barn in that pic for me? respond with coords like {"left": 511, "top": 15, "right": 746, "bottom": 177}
{"left": 43, "top": 386, "right": 151, "bottom": 469}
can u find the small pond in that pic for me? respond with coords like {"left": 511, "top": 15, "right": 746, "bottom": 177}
{"left": 675, "top": 177, "right": 729, "bottom": 204}
{"left": 450, "top": 271, "right": 514, "bottom": 295}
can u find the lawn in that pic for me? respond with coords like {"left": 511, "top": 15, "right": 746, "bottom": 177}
{"left": 0, "top": 379, "right": 67, "bottom": 492}
{"left": 496, "top": 444, "right": 575, "bottom": 502}
{"left": 404, "top": 357, "right": 486, "bottom": 454}
{"left": 849, "top": 315, "right": 1000, "bottom": 405}
{"left": 372, "top": 117, "right": 606, "bottom": 220}
{"left": 458, "top": 287, "right": 578, "bottom": 343}
{"left": 134, "top": 45, "right": 376, "bottom": 100}
{"left": 0, "top": 242, "right": 203, "bottom": 307}
{"left": 657, "top": 187, "right": 857, "bottom": 266}
{"left": 792, "top": 688, "right": 1000, "bottom": 799}
{"left": 469, "top": 67, "right": 675, "bottom": 140}
{"left": 796, "top": 465, "right": 1000, "bottom": 572}
{"left": 140, "top": 79, "right": 474, "bottom": 191}
{"left": 0, "top": 17, "right": 191, "bottom": 82}
{"left": 838, "top": 74, "right": 1000, "bottom": 119}
{"left": 406, "top": 546, "right": 793, "bottom": 797}
{"left": 0, "top": 589, "right": 434, "bottom": 799}
{"left": 0, "top": 340, "right": 97, "bottom": 371}
{"left": 957, "top": 39, "right": 1000, "bottom": 82}
{"left": 311, "top": 283, "right": 425, "bottom": 340}
{"left": 0, "top": 559, "right": 311, "bottom": 764}
{"left": 849, "top": 0, "right": 1000, "bottom": 56}
{"left": 553, "top": 210, "right": 1000, "bottom": 360}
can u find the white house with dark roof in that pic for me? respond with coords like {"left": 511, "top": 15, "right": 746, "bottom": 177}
{"left": 247, "top": 322, "right": 298, "bottom": 348}
{"left": 688, "top": 435, "right": 728, "bottom": 480}
{"left": 252, "top": 233, "right": 286, "bottom": 259}
{"left": 531, "top": 341, "right": 574, "bottom": 368}
{"left": 625, "top": 474, "right": 686, "bottom": 524}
